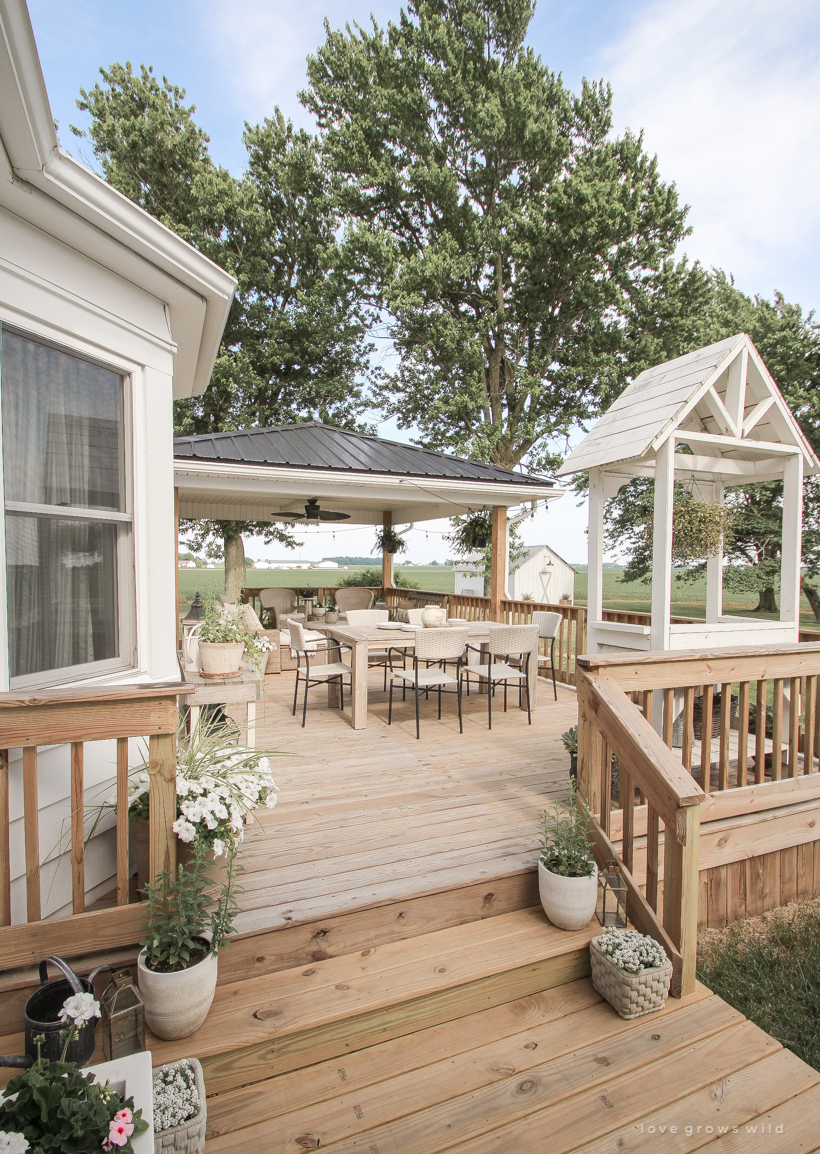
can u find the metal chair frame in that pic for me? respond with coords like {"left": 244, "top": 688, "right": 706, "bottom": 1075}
{"left": 386, "top": 628, "right": 469, "bottom": 739}
{"left": 460, "top": 624, "right": 539, "bottom": 730}
{"left": 288, "top": 621, "right": 352, "bottom": 728}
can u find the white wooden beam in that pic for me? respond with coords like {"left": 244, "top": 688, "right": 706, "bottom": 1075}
{"left": 673, "top": 454, "right": 786, "bottom": 479}
{"left": 651, "top": 439, "right": 674, "bottom": 651}
{"left": 743, "top": 396, "right": 775, "bottom": 435}
{"left": 706, "top": 481, "right": 724, "bottom": 624}
{"left": 703, "top": 385, "right": 739, "bottom": 438}
{"left": 587, "top": 468, "right": 605, "bottom": 653}
{"left": 780, "top": 453, "right": 803, "bottom": 630}
{"left": 675, "top": 430, "right": 799, "bottom": 457}
{"left": 725, "top": 345, "right": 747, "bottom": 434}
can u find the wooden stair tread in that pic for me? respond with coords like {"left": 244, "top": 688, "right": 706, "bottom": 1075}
{"left": 149, "top": 907, "right": 595, "bottom": 1066}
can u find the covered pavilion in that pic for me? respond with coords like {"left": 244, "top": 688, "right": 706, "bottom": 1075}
{"left": 173, "top": 421, "right": 565, "bottom": 617}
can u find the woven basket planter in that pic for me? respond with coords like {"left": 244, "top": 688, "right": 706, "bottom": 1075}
{"left": 153, "top": 1058, "right": 207, "bottom": 1153}
{"left": 589, "top": 936, "right": 672, "bottom": 1020}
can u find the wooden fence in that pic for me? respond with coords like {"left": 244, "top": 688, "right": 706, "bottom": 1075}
{"left": 0, "top": 684, "right": 186, "bottom": 968}
{"left": 578, "top": 644, "right": 820, "bottom": 936}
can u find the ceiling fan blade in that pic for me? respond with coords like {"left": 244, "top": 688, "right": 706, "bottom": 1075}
{"left": 317, "top": 510, "right": 351, "bottom": 521}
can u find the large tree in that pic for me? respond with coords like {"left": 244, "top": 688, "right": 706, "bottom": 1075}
{"left": 303, "top": 0, "right": 703, "bottom": 473}
{"left": 603, "top": 273, "right": 820, "bottom": 616}
{"left": 74, "top": 64, "right": 376, "bottom": 598}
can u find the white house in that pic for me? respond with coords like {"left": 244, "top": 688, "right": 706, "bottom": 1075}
{"left": 454, "top": 545, "right": 575, "bottom": 603}
{"left": 0, "top": 0, "right": 235, "bottom": 920}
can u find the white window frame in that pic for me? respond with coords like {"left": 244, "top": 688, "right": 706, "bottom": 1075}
{"left": 0, "top": 323, "right": 137, "bottom": 689}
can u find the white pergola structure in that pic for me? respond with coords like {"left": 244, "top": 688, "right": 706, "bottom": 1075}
{"left": 558, "top": 334, "right": 819, "bottom": 655}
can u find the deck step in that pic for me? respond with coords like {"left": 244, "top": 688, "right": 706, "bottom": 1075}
{"left": 149, "top": 907, "right": 595, "bottom": 1095}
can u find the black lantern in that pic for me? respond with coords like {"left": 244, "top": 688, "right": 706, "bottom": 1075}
{"left": 596, "top": 860, "right": 627, "bottom": 928}
{"left": 100, "top": 969, "right": 145, "bottom": 1060}
{"left": 183, "top": 591, "right": 205, "bottom": 624}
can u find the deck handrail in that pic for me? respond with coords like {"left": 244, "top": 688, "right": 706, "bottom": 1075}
{"left": 0, "top": 682, "right": 189, "bottom": 968}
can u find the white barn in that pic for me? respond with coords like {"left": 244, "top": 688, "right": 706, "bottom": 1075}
{"left": 454, "top": 544, "right": 575, "bottom": 603}
{"left": 0, "top": 1, "right": 235, "bottom": 920}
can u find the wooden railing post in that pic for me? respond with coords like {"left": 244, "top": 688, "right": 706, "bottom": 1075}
{"left": 0, "top": 750, "right": 10, "bottom": 926}
{"left": 663, "top": 804, "right": 701, "bottom": 996}
{"left": 22, "top": 748, "right": 41, "bottom": 922}
{"left": 148, "top": 733, "right": 177, "bottom": 884}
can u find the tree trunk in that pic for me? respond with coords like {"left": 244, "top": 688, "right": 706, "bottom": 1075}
{"left": 223, "top": 531, "right": 246, "bottom": 603}
{"left": 754, "top": 586, "right": 778, "bottom": 613}
{"left": 802, "top": 579, "right": 820, "bottom": 622}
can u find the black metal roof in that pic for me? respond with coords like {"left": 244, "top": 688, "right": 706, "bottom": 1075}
{"left": 174, "top": 422, "right": 555, "bottom": 489}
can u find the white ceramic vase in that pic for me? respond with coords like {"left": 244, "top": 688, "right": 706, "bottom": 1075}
{"left": 421, "top": 605, "right": 446, "bottom": 628}
{"left": 537, "top": 859, "right": 598, "bottom": 931}
{"left": 137, "top": 947, "right": 218, "bottom": 1040}
{"left": 198, "top": 641, "right": 245, "bottom": 677}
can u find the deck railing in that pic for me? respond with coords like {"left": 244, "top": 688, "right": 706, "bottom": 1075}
{"left": 0, "top": 684, "right": 185, "bottom": 968}
{"left": 576, "top": 642, "right": 820, "bottom": 993}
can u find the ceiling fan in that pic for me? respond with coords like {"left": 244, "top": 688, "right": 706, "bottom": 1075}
{"left": 270, "top": 498, "right": 350, "bottom": 523}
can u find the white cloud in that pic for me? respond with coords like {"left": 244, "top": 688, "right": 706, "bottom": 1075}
{"left": 601, "top": 0, "right": 820, "bottom": 306}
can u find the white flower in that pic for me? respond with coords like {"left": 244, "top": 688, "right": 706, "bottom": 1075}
{"left": 212, "top": 839, "right": 226, "bottom": 858}
{"left": 172, "top": 818, "right": 196, "bottom": 843}
{"left": 597, "top": 929, "right": 667, "bottom": 974}
{"left": 153, "top": 1060, "right": 201, "bottom": 1132}
{"left": 0, "top": 1133, "right": 30, "bottom": 1154}
{"left": 58, "top": 992, "right": 100, "bottom": 1026}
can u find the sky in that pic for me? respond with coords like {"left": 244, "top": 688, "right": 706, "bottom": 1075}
{"left": 27, "top": 0, "right": 820, "bottom": 565}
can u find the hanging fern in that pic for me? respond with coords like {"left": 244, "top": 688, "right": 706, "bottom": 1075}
{"left": 373, "top": 526, "right": 408, "bottom": 555}
{"left": 671, "top": 499, "right": 735, "bottom": 563}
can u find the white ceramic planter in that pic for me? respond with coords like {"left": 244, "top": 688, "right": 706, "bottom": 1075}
{"left": 198, "top": 641, "right": 245, "bottom": 677}
{"left": 421, "top": 605, "right": 446, "bottom": 628}
{"left": 538, "top": 859, "right": 598, "bottom": 930}
{"left": 137, "top": 948, "right": 218, "bottom": 1040}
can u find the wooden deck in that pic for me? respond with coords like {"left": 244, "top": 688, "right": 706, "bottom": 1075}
{"left": 227, "top": 668, "right": 577, "bottom": 944}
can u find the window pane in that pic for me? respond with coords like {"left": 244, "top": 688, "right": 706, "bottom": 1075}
{"left": 6, "top": 515, "right": 119, "bottom": 678}
{"left": 1, "top": 330, "right": 124, "bottom": 511}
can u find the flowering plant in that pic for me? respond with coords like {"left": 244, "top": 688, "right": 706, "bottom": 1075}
{"left": 199, "top": 595, "right": 272, "bottom": 677}
{"left": 596, "top": 928, "right": 668, "bottom": 974}
{"left": 0, "top": 999, "right": 147, "bottom": 1153}
{"left": 152, "top": 1061, "right": 201, "bottom": 1133}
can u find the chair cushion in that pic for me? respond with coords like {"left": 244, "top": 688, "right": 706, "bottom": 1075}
{"left": 462, "top": 662, "right": 526, "bottom": 681}
{"left": 303, "top": 662, "right": 352, "bottom": 679}
{"left": 392, "top": 668, "right": 458, "bottom": 687}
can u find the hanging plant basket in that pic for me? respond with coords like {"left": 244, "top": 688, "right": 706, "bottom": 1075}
{"left": 374, "top": 526, "right": 407, "bottom": 555}
{"left": 670, "top": 499, "right": 734, "bottom": 563}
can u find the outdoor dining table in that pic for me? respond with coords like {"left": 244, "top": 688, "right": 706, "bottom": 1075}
{"left": 313, "top": 620, "right": 540, "bottom": 730}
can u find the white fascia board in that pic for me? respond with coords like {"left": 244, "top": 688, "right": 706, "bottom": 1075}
{"left": 174, "top": 460, "right": 563, "bottom": 510}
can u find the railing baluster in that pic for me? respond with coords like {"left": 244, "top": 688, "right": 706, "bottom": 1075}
{"left": 22, "top": 747, "right": 40, "bottom": 922}
{"left": 662, "top": 688, "right": 674, "bottom": 748}
{"left": 718, "top": 683, "right": 731, "bottom": 790}
{"left": 804, "top": 675, "right": 816, "bottom": 775}
{"left": 621, "top": 766, "right": 634, "bottom": 873}
{"left": 116, "top": 737, "right": 130, "bottom": 905}
{"left": 788, "top": 677, "right": 800, "bottom": 778}
{"left": 771, "top": 678, "right": 784, "bottom": 781}
{"left": 0, "top": 750, "right": 10, "bottom": 926}
{"left": 148, "top": 733, "right": 177, "bottom": 883}
{"left": 701, "top": 684, "right": 714, "bottom": 789}
{"left": 70, "top": 742, "right": 85, "bottom": 915}
{"left": 737, "top": 681, "right": 750, "bottom": 787}
{"left": 662, "top": 806, "right": 700, "bottom": 997}
{"left": 755, "top": 679, "right": 767, "bottom": 784}
{"left": 646, "top": 804, "right": 660, "bottom": 912}
{"left": 682, "top": 686, "right": 695, "bottom": 773}
{"left": 600, "top": 737, "right": 612, "bottom": 837}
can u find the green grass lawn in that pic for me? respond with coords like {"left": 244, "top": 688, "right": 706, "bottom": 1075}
{"left": 178, "top": 564, "right": 455, "bottom": 605}
{"left": 698, "top": 902, "right": 820, "bottom": 1072}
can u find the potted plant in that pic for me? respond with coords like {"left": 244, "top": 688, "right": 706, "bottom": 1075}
{"left": 197, "top": 596, "right": 272, "bottom": 679}
{"left": 561, "top": 726, "right": 578, "bottom": 779}
{"left": 0, "top": 995, "right": 149, "bottom": 1152}
{"left": 152, "top": 1058, "right": 206, "bottom": 1154}
{"left": 126, "top": 718, "right": 279, "bottom": 892}
{"left": 589, "top": 928, "right": 672, "bottom": 1019}
{"left": 373, "top": 526, "right": 407, "bottom": 556}
{"left": 538, "top": 779, "right": 597, "bottom": 930}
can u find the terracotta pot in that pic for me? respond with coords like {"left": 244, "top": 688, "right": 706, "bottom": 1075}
{"left": 538, "top": 859, "right": 598, "bottom": 931}
{"left": 137, "top": 945, "right": 218, "bottom": 1040}
{"left": 198, "top": 641, "right": 244, "bottom": 677}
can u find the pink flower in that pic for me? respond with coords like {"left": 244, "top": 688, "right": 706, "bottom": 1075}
{"left": 108, "top": 1117, "right": 134, "bottom": 1147}
{"left": 113, "top": 1109, "right": 132, "bottom": 1125}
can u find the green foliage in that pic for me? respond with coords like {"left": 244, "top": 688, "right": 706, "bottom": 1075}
{"left": 304, "top": 0, "right": 693, "bottom": 473}
{"left": 336, "top": 567, "right": 384, "bottom": 588}
{"left": 561, "top": 726, "right": 578, "bottom": 754}
{"left": 198, "top": 594, "right": 271, "bottom": 676}
{"left": 540, "top": 779, "right": 594, "bottom": 878}
{"left": 374, "top": 526, "right": 408, "bottom": 555}
{"left": 671, "top": 499, "right": 735, "bottom": 563}
{"left": 0, "top": 1052, "right": 147, "bottom": 1153}
{"left": 698, "top": 903, "right": 820, "bottom": 1072}
{"left": 74, "top": 63, "right": 376, "bottom": 589}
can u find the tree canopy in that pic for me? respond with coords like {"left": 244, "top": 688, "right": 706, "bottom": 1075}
{"left": 303, "top": 0, "right": 703, "bottom": 473}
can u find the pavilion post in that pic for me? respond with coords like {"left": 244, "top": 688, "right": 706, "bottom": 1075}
{"left": 781, "top": 453, "right": 804, "bottom": 630}
{"left": 705, "top": 480, "right": 724, "bottom": 623}
{"left": 587, "top": 468, "right": 605, "bottom": 653}
{"left": 174, "top": 486, "right": 180, "bottom": 650}
{"left": 490, "top": 505, "right": 507, "bottom": 621}
{"left": 651, "top": 439, "right": 674, "bottom": 651}
{"left": 382, "top": 510, "right": 394, "bottom": 591}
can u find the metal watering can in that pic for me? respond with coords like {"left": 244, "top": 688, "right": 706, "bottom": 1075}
{"left": 0, "top": 956, "right": 109, "bottom": 1069}
{"left": 182, "top": 621, "right": 202, "bottom": 673}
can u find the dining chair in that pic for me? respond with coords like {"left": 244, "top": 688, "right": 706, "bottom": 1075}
{"left": 530, "top": 610, "right": 562, "bottom": 701}
{"left": 388, "top": 627, "right": 469, "bottom": 739}
{"left": 344, "top": 608, "right": 395, "bottom": 689}
{"left": 334, "top": 588, "right": 375, "bottom": 620}
{"left": 460, "top": 624, "right": 539, "bottom": 729}
{"left": 287, "top": 620, "right": 352, "bottom": 727}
